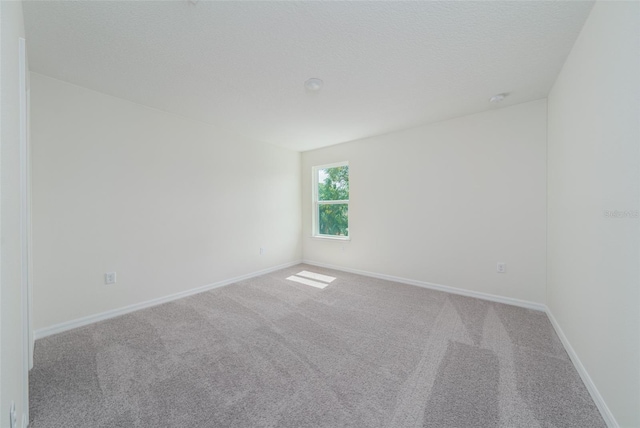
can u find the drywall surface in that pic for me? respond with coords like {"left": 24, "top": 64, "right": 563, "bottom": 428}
{"left": 1, "top": 0, "right": 28, "bottom": 425}
{"left": 30, "top": 73, "right": 301, "bottom": 330}
{"left": 547, "top": 2, "right": 640, "bottom": 426}
{"left": 302, "top": 99, "right": 547, "bottom": 304}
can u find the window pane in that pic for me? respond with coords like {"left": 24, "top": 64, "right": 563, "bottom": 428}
{"left": 318, "top": 165, "right": 349, "bottom": 201}
{"left": 318, "top": 204, "right": 349, "bottom": 236}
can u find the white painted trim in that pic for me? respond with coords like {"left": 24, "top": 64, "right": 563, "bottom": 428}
{"left": 303, "top": 260, "right": 615, "bottom": 425}
{"left": 34, "top": 260, "right": 302, "bottom": 340}
{"left": 312, "top": 160, "right": 349, "bottom": 171}
{"left": 18, "top": 37, "right": 31, "bottom": 425}
{"left": 311, "top": 161, "right": 349, "bottom": 239}
{"left": 302, "top": 259, "right": 546, "bottom": 311}
{"left": 32, "top": 257, "right": 616, "bottom": 427}
{"left": 27, "top": 76, "right": 34, "bottom": 372}
{"left": 310, "top": 235, "right": 350, "bottom": 242}
{"left": 545, "top": 308, "right": 619, "bottom": 428}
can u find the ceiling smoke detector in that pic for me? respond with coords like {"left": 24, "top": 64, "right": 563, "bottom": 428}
{"left": 304, "top": 78, "right": 324, "bottom": 92}
{"left": 489, "top": 93, "right": 508, "bottom": 103}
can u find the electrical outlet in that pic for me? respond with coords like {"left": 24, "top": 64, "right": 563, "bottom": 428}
{"left": 497, "top": 263, "right": 506, "bottom": 273}
{"left": 259, "top": 247, "right": 265, "bottom": 255}
{"left": 104, "top": 272, "right": 117, "bottom": 285}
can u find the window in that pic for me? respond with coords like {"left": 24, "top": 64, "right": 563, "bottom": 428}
{"left": 312, "top": 162, "right": 349, "bottom": 239}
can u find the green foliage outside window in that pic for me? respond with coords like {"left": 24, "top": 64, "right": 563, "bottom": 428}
{"left": 317, "top": 165, "right": 349, "bottom": 236}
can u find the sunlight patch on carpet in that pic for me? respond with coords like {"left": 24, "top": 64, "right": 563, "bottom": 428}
{"left": 286, "top": 275, "right": 328, "bottom": 289}
{"left": 296, "top": 271, "right": 336, "bottom": 283}
{"left": 286, "top": 271, "right": 336, "bottom": 289}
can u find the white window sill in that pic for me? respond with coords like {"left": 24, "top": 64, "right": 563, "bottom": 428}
{"left": 311, "top": 235, "right": 351, "bottom": 241}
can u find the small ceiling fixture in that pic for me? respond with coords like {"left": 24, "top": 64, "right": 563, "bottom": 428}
{"left": 304, "top": 78, "right": 324, "bottom": 92}
{"left": 489, "top": 93, "right": 508, "bottom": 103}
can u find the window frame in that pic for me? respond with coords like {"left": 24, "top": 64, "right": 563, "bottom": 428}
{"left": 312, "top": 161, "right": 350, "bottom": 240}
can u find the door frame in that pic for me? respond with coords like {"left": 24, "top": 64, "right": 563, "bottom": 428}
{"left": 19, "top": 36, "right": 32, "bottom": 426}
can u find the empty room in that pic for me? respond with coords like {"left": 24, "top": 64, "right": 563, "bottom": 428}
{"left": 1, "top": 1, "right": 638, "bottom": 427}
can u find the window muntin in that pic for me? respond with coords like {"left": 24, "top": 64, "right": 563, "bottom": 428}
{"left": 313, "top": 162, "right": 349, "bottom": 239}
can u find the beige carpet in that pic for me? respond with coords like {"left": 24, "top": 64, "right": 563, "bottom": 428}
{"left": 30, "top": 264, "right": 606, "bottom": 427}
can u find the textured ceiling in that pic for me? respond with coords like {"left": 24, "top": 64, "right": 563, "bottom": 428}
{"left": 23, "top": 1, "right": 594, "bottom": 151}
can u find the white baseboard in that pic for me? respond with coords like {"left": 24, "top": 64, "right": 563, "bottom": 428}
{"left": 303, "top": 260, "right": 618, "bottom": 426}
{"left": 302, "top": 259, "right": 547, "bottom": 311}
{"left": 545, "top": 308, "right": 619, "bottom": 428}
{"left": 34, "top": 260, "right": 302, "bottom": 340}
{"left": 34, "top": 258, "right": 616, "bottom": 428}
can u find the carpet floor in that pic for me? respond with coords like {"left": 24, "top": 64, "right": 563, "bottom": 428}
{"left": 30, "top": 264, "right": 606, "bottom": 428}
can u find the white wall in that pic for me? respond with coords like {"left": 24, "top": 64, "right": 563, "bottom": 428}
{"left": 302, "top": 100, "right": 547, "bottom": 304}
{"left": 30, "top": 73, "right": 301, "bottom": 331}
{"left": 1, "top": 1, "right": 27, "bottom": 426}
{"left": 547, "top": 2, "right": 640, "bottom": 427}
